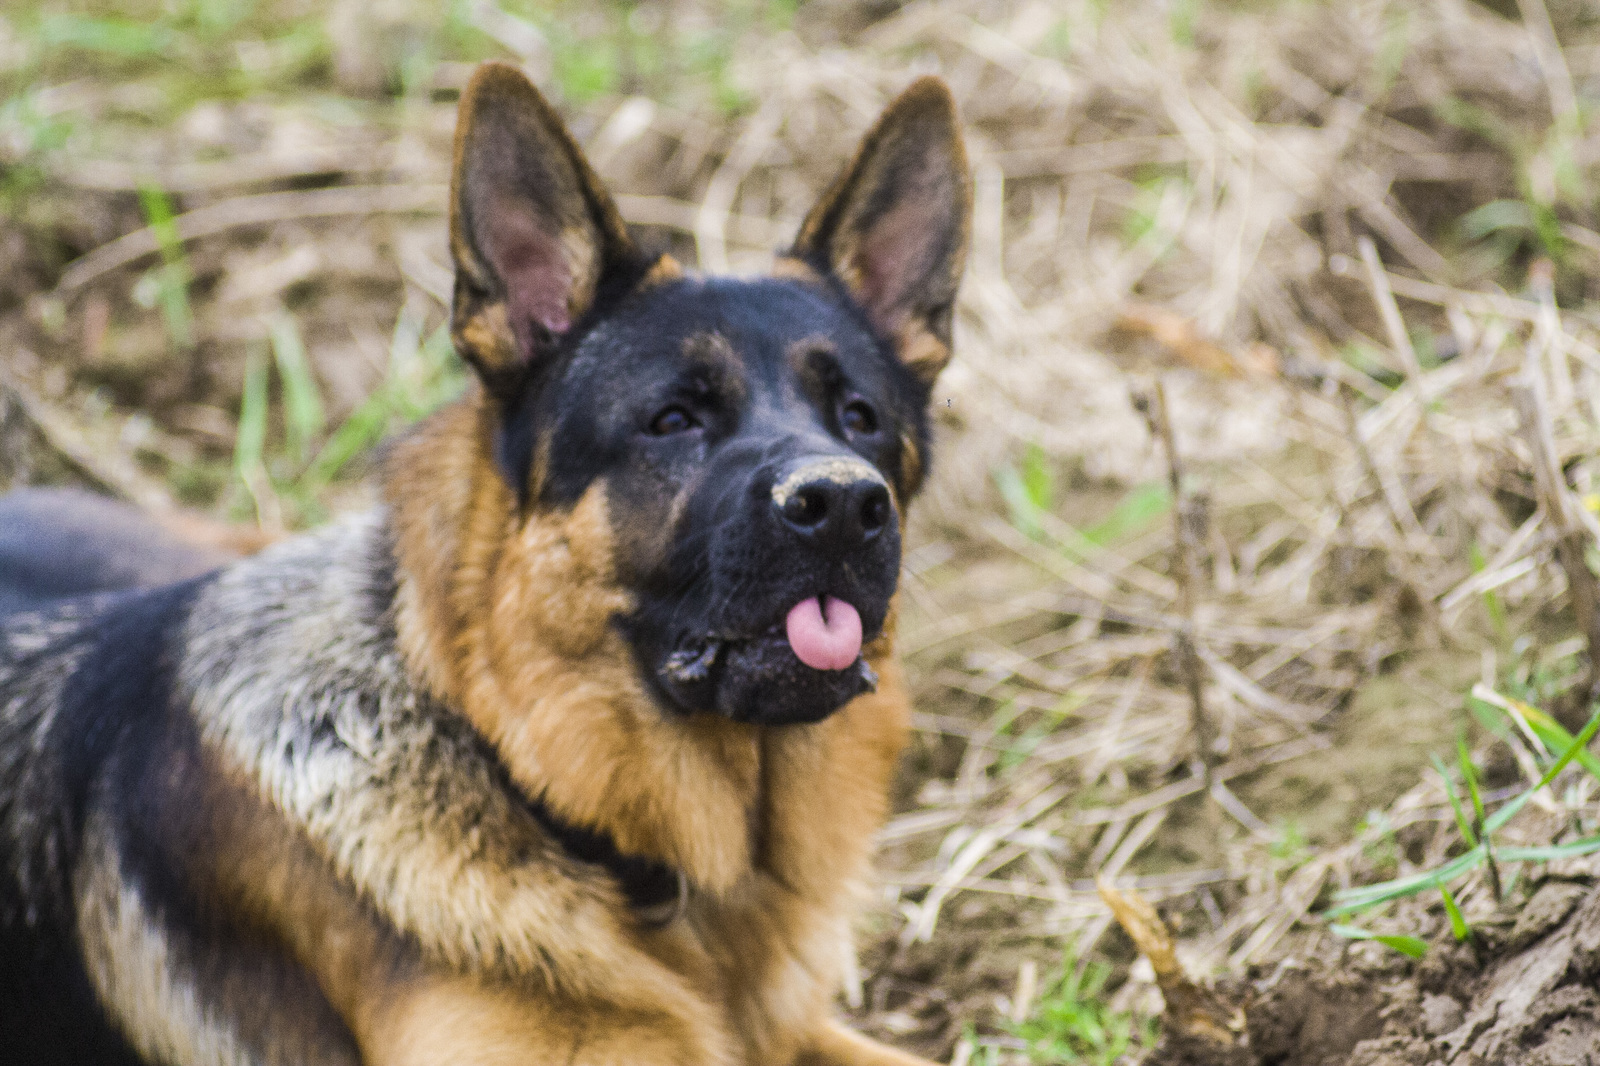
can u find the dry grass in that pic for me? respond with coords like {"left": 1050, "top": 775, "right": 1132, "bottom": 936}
{"left": 7, "top": 0, "right": 1600, "bottom": 1060}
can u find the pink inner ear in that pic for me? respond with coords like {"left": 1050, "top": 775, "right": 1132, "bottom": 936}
{"left": 855, "top": 195, "right": 940, "bottom": 329}
{"left": 481, "top": 206, "right": 572, "bottom": 362}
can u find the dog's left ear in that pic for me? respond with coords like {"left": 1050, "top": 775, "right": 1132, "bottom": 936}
{"left": 449, "top": 62, "right": 640, "bottom": 401}
{"left": 791, "top": 77, "right": 970, "bottom": 386}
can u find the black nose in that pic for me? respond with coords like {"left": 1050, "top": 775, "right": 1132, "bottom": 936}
{"left": 773, "top": 460, "right": 891, "bottom": 552}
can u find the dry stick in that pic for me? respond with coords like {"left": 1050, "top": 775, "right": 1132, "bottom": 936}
{"left": 1336, "top": 377, "right": 1424, "bottom": 548}
{"left": 1357, "top": 235, "right": 1424, "bottom": 382}
{"left": 1517, "top": 0, "right": 1580, "bottom": 128}
{"left": 694, "top": 98, "right": 785, "bottom": 273}
{"left": 1353, "top": 237, "right": 1444, "bottom": 555}
{"left": 54, "top": 182, "right": 783, "bottom": 299}
{"left": 1097, "top": 877, "right": 1244, "bottom": 1050}
{"left": 1009, "top": 960, "right": 1038, "bottom": 1025}
{"left": 1348, "top": 178, "right": 1454, "bottom": 283}
{"left": 1511, "top": 338, "right": 1600, "bottom": 716}
{"left": 1379, "top": 268, "right": 1600, "bottom": 330}
{"left": 1530, "top": 257, "right": 1578, "bottom": 431}
{"left": 56, "top": 184, "right": 447, "bottom": 294}
{"left": 1134, "top": 379, "right": 1217, "bottom": 792}
{"left": 0, "top": 363, "right": 175, "bottom": 512}
{"left": 57, "top": 150, "right": 392, "bottom": 194}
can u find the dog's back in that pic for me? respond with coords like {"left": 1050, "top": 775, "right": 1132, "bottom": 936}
{"left": 0, "top": 61, "right": 968, "bottom": 1066}
{"left": 0, "top": 487, "right": 230, "bottom": 1065}
{"left": 0, "top": 488, "right": 229, "bottom": 619}
{"left": 0, "top": 489, "right": 220, "bottom": 1065}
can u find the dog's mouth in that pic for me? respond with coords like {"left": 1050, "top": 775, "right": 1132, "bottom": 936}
{"left": 651, "top": 595, "right": 881, "bottom": 725}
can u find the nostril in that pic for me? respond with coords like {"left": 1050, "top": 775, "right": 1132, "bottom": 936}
{"left": 783, "top": 486, "right": 829, "bottom": 529}
{"left": 860, "top": 489, "right": 889, "bottom": 536}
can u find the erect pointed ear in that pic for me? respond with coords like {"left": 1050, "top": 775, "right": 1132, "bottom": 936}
{"left": 450, "top": 62, "right": 640, "bottom": 400}
{"left": 791, "top": 77, "right": 970, "bottom": 386}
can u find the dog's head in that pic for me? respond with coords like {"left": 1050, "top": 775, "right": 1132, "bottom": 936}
{"left": 447, "top": 63, "right": 968, "bottom": 726}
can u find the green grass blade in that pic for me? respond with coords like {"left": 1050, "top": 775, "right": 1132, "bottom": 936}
{"left": 1081, "top": 481, "right": 1170, "bottom": 546}
{"left": 1468, "top": 542, "right": 1508, "bottom": 639}
{"left": 1457, "top": 738, "right": 1485, "bottom": 825}
{"left": 1483, "top": 788, "right": 1534, "bottom": 836}
{"left": 1325, "top": 845, "right": 1487, "bottom": 916}
{"left": 1439, "top": 884, "right": 1470, "bottom": 941}
{"left": 234, "top": 352, "right": 267, "bottom": 480}
{"left": 1327, "top": 923, "right": 1368, "bottom": 939}
{"left": 1021, "top": 442, "right": 1055, "bottom": 513}
{"left": 303, "top": 388, "right": 391, "bottom": 490}
{"left": 234, "top": 351, "right": 270, "bottom": 522}
{"left": 137, "top": 184, "right": 195, "bottom": 350}
{"left": 269, "top": 313, "right": 324, "bottom": 466}
{"left": 1533, "top": 705, "right": 1600, "bottom": 792}
{"left": 39, "top": 14, "right": 175, "bottom": 58}
{"left": 1498, "top": 835, "right": 1600, "bottom": 862}
{"left": 1431, "top": 753, "right": 1477, "bottom": 847}
{"left": 995, "top": 465, "right": 1042, "bottom": 538}
{"left": 1471, "top": 685, "right": 1549, "bottom": 755}
{"left": 1377, "top": 934, "right": 1430, "bottom": 958}
{"left": 1483, "top": 706, "right": 1600, "bottom": 836}
{"left": 1009, "top": 943, "right": 1149, "bottom": 1063}
{"left": 137, "top": 184, "right": 181, "bottom": 262}
{"left": 1460, "top": 198, "right": 1535, "bottom": 241}
{"left": 1328, "top": 924, "right": 1428, "bottom": 958}
{"left": 1509, "top": 701, "right": 1600, "bottom": 783}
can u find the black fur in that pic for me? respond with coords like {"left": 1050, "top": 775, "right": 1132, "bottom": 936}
{"left": 491, "top": 274, "right": 926, "bottom": 725}
{"left": 445, "top": 67, "right": 963, "bottom": 729}
{"left": 0, "top": 580, "right": 203, "bottom": 1066}
{"left": 0, "top": 67, "right": 968, "bottom": 1064}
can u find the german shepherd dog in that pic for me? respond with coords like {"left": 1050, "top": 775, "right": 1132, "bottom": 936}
{"left": 0, "top": 62, "right": 968, "bottom": 1066}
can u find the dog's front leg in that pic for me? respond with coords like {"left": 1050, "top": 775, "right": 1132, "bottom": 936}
{"left": 795, "top": 1020, "right": 942, "bottom": 1066}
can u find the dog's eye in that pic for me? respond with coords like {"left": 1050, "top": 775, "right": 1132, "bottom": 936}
{"left": 648, "top": 405, "right": 698, "bottom": 436}
{"left": 841, "top": 400, "right": 878, "bottom": 436}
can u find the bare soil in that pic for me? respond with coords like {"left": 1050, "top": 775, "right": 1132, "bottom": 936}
{"left": 1150, "top": 878, "right": 1600, "bottom": 1066}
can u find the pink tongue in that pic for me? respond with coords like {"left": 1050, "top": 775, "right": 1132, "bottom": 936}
{"left": 784, "top": 597, "right": 863, "bottom": 671}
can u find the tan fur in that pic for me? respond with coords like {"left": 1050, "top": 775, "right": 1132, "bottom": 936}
{"left": 900, "top": 432, "right": 924, "bottom": 496}
{"left": 895, "top": 320, "right": 954, "bottom": 387}
{"left": 376, "top": 390, "right": 930, "bottom": 1065}
{"left": 77, "top": 815, "right": 256, "bottom": 1066}
{"left": 196, "top": 736, "right": 730, "bottom": 1066}
{"left": 643, "top": 253, "right": 686, "bottom": 286}
{"left": 189, "top": 64, "right": 958, "bottom": 1066}
{"left": 0, "top": 65, "right": 963, "bottom": 1066}
{"left": 453, "top": 302, "right": 520, "bottom": 382}
{"left": 771, "top": 255, "right": 826, "bottom": 284}
{"left": 799, "top": 1020, "right": 946, "bottom": 1066}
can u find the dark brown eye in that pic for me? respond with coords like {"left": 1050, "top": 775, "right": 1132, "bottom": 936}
{"left": 649, "top": 405, "right": 697, "bottom": 436}
{"left": 841, "top": 400, "right": 878, "bottom": 436}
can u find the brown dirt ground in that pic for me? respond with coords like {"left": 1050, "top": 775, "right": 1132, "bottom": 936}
{"left": 1150, "top": 877, "right": 1600, "bottom": 1065}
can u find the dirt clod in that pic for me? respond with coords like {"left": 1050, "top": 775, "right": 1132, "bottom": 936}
{"left": 1508, "top": 881, "right": 1590, "bottom": 952}
{"left": 1242, "top": 966, "right": 1386, "bottom": 1066}
{"left": 1146, "top": 880, "right": 1600, "bottom": 1066}
{"left": 1418, "top": 993, "right": 1464, "bottom": 1038}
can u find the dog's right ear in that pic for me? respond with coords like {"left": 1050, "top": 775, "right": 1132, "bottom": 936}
{"left": 449, "top": 62, "right": 639, "bottom": 401}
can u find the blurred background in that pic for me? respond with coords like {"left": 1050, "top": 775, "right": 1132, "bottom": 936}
{"left": 6, "top": 0, "right": 1600, "bottom": 1062}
